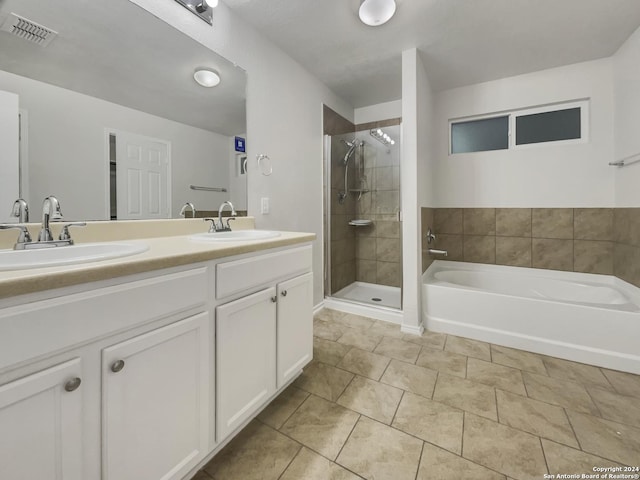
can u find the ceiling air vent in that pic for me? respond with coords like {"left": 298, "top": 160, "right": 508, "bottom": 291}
{"left": 0, "top": 13, "right": 58, "bottom": 47}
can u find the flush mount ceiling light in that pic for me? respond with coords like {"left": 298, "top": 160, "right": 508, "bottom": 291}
{"left": 193, "top": 68, "right": 221, "bottom": 87}
{"left": 359, "top": 0, "right": 396, "bottom": 26}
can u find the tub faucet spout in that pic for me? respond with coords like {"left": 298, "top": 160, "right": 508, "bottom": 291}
{"left": 428, "top": 249, "right": 448, "bottom": 257}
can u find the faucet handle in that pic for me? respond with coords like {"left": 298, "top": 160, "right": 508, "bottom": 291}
{"left": 203, "top": 218, "right": 217, "bottom": 233}
{"left": 225, "top": 217, "right": 236, "bottom": 230}
{"left": 58, "top": 222, "right": 87, "bottom": 241}
{"left": 0, "top": 224, "right": 32, "bottom": 244}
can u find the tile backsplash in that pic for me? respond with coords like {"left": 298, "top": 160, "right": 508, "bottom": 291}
{"left": 422, "top": 208, "right": 621, "bottom": 278}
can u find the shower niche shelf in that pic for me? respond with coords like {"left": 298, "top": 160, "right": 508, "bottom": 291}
{"left": 348, "top": 219, "right": 373, "bottom": 227}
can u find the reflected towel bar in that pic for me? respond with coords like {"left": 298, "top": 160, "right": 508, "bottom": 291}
{"left": 189, "top": 185, "right": 227, "bottom": 192}
{"left": 609, "top": 152, "right": 640, "bottom": 167}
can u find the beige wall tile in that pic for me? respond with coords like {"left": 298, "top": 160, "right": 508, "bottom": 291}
{"left": 532, "top": 208, "right": 574, "bottom": 239}
{"left": 356, "top": 237, "right": 376, "bottom": 260}
{"left": 613, "top": 208, "right": 640, "bottom": 247}
{"left": 463, "top": 208, "right": 496, "bottom": 235}
{"left": 377, "top": 261, "right": 401, "bottom": 287}
{"left": 532, "top": 238, "right": 573, "bottom": 271}
{"left": 574, "top": 240, "right": 613, "bottom": 275}
{"left": 435, "top": 234, "right": 463, "bottom": 261}
{"left": 496, "top": 208, "right": 532, "bottom": 237}
{"left": 434, "top": 208, "right": 463, "bottom": 234}
{"left": 374, "top": 191, "right": 399, "bottom": 215}
{"left": 496, "top": 236, "right": 531, "bottom": 267}
{"left": 356, "top": 259, "right": 377, "bottom": 283}
{"left": 613, "top": 243, "right": 640, "bottom": 288}
{"left": 331, "top": 214, "right": 355, "bottom": 241}
{"left": 331, "top": 239, "right": 355, "bottom": 264}
{"left": 376, "top": 237, "right": 401, "bottom": 262}
{"left": 463, "top": 235, "right": 496, "bottom": 264}
{"left": 331, "top": 263, "right": 356, "bottom": 294}
{"left": 375, "top": 220, "right": 400, "bottom": 238}
{"left": 324, "top": 105, "right": 355, "bottom": 135}
{"left": 574, "top": 208, "right": 613, "bottom": 241}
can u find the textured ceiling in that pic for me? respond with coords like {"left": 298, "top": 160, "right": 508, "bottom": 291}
{"left": 224, "top": 0, "right": 640, "bottom": 108}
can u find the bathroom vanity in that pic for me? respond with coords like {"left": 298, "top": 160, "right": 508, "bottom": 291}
{"left": 0, "top": 225, "right": 314, "bottom": 480}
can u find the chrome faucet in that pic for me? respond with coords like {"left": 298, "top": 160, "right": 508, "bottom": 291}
{"left": 203, "top": 201, "right": 237, "bottom": 233}
{"left": 1, "top": 196, "right": 85, "bottom": 250}
{"left": 179, "top": 202, "right": 197, "bottom": 218}
{"left": 11, "top": 199, "right": 29, "bottom": 223}
{"left": 38, "top": 195, "right": 63, "bottom": 242}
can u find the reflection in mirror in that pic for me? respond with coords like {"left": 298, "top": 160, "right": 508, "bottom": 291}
{"left": 0, "top": 0, "right": 247, "bottom": 222}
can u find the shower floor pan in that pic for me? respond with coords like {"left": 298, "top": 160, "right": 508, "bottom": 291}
{"left": 334, "top": 281, "right": 401, "bottom": 310}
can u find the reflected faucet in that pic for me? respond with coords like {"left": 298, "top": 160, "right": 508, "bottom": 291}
{"left": 38, "top": 195, "right": 63, "bottom": 242}
{"left": 179, "top": 202, "right": 197, "bottom": 218}
{"left": 11, "top": 199, "right": 29, "bottom": 223}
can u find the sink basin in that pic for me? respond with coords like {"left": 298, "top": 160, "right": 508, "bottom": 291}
{"left": 0, "top": 242, "right": 149, "bottom": 271}
{"left": 189, "top": 230, "right": 281, "bottom": 242}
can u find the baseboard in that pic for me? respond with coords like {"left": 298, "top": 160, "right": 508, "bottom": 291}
{"left": 313, "top": 301, "right": 325, "bottom": 315}
{"left": 400, "top": 323, "right": 424, "bottom": 336}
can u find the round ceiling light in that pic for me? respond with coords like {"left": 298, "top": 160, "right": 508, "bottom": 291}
{"left": 193, "top": 69, "right": 221, "bottom": 87}
{"left": 359, "top": 0, "right": 396, "bottom": 26}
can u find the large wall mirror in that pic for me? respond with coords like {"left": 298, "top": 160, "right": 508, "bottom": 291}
{"left": 0, "top": 0, "right": 247, "bottom": 222}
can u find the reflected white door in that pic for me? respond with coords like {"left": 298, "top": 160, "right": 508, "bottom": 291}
{"left": 0, "top": 91, "right": 19, "bottom": 221}
{"left": 114, "top": 130, "right": 170, "bottom": 219}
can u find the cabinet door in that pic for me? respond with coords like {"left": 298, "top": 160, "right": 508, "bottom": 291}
{"left": 216, "top": 287, "right": 276, "bottom": 441}
{"left": 102, "top": 312, "right": 211, "bottom": 480}
{"left": 277, "top": 272, "right": 313, "bottom": 388}
{"left": 0, "top": 358, "right": 83, "bottom": 480}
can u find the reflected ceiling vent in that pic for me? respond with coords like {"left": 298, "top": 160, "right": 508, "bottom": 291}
{"left": 0, "top": 13, "right": 58, "bottom": 47}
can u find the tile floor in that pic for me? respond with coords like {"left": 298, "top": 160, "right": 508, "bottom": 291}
{"left": 196, "top": 308, "right": 640, "bottom": 480}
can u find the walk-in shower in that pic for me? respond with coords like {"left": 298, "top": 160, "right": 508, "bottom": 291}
{"left": 323, "top": 125, "right": 402, "bottom": 317}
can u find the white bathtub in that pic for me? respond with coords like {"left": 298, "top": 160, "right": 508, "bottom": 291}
{"left": 423, "top": 261, "right": 640, "bottom": 374}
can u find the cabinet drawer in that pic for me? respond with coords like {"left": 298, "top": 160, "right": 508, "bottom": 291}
{"left": 216, "top": 245, "right": 312, "bottom": 299}
{"left": 0, "top": 267, "right": 207, "bottom": 372}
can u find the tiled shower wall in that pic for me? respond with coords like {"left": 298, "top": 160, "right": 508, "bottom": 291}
{"left": 324, "top": 106, "right": 356, "bottom": 294}
{"left": 354, "top": 124, "right": 402, "bottom": 288}
{"left": 420, "top": 207, "right": 640, "bottom": 288}
{"left": 613, "top": 208, "right": 640, "bottom": 288}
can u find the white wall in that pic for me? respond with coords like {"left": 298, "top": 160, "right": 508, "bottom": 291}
{"left": 354, "top": 100, "right": 402, "bottom": 125}
{"left": 401, "top": 49, "right": 435, "bottom": 333}
{"left": 0, "top": 90, "right": 19, "bottom": 223}
{"left": 130, "top": 0, "right": 354, "bottom": 306}
{"left": 433, "top": 58, "right": 615, "bottom": 207}
{"left": 613, "top": 26, "right": 640, "bottom": 207}
{"left": 0, "top": 70, "right": 231, "bottom": 220}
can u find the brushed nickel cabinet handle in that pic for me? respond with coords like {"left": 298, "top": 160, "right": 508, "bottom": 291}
{"left": 281, "top": 290, "right": 288, "bottom": 297}
{"left": 111, "top": 360, "right": 125, "bottom": 373}
{"left": 271, "top": 296, "right": 277, "bottom": 303}
{"left": 64, "top": 377, "right": 82, "bottom": 392}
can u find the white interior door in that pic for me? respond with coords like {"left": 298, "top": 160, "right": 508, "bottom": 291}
{"left": 114, "top": 130, "right": 170, "bottom": 219}
{"left": 0, "top": 91, "right": 20, "bottom": 222}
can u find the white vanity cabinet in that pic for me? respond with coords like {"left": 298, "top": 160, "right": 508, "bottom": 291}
{"left": 0, "top": 358, "right": 84, "bottom": 480}
{"left": 102, "top": 312, "right": 211, "bottom": 480}
{"left": 214, "top": 245, "right": 313, "bottom": 441}
{"left": 276, "top": 272, "right": 313, "bottom": 388}
{"left": 216, "top": 288, "right": 277, "bottom": 440}
{"left": 0, "top": 240, "right": 313, "bottom": 480}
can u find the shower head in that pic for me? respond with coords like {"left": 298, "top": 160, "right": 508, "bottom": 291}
{"left": 342, "top": 139, "right": 362, "bottom": 165}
